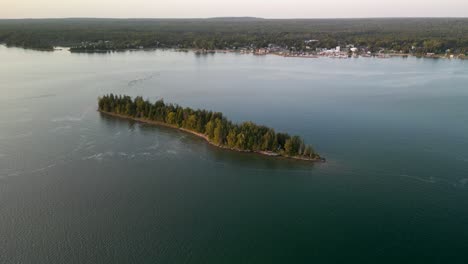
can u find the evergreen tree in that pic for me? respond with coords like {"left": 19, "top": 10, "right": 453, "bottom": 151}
{"left": 205, "top": 120, "right": 215, "bottom": 139}
{"left": 213, "top": 119, "right": 224, "bottom": 145}
{"left": 227, "top": 129, "right": 237, "bottom": 148}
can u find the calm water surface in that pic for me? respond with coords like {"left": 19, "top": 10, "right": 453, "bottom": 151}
{"left": 1, "top": 46, "right": 468, "bottom": 263}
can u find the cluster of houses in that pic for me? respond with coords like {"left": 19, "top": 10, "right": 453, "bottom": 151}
{"left": 189, "top": 43, "right": 465, "bottom": 59}
{"left": 181, "top": 43, "right": 466, "bottom": 60}
{"left": 73, "top": 40, "right": 115, "bottom": 50}
{"left": 316, "top": 46, "right": 348, "bottom": 58}
{"left": 249, "top": 43, "right": 371, "bottom": 58}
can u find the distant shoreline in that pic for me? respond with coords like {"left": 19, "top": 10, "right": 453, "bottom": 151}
{"left": 99, "top": 110, "right": 325, "bottom": 163}
{"left": 3, "top": 18, "right": 468, "bottom": 60}
{"left": 1, "top": 44, "right": 464, "bottom": 60}
{"left": 68, "top": 47, "right": 467, "bottom": 60}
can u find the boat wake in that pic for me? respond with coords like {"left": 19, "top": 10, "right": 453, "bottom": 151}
{"left": 127, "top": 73, "right": 160, "bottom": 87}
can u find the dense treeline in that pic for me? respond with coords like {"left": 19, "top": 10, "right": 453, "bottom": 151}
{"left": 98, "top": 94, "right": 320, "bottom": 160}
{"left": 1, "top": 18, "right": 468, "bottom": 54}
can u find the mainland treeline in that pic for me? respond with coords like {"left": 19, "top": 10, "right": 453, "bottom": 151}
{"left": 98, "top": 94, "right": 321, "bottom": 160}
{"left": 1, "top": 18, "right": 468, "bottom": 54}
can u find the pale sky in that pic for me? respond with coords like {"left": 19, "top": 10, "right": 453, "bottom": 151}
{"left": 2, "top": 0, "right": 468, "bottom": 19}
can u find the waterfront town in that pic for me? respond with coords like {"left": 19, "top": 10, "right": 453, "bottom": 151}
{"left": 216, "top": 42, "right": 464, "bottom": 59}
{"left": 70, "top": 39, "right": 466, "bottom": 59}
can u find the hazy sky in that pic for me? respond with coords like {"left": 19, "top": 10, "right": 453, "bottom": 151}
{"left": 2, "top": 0, "right": 468, "bottom": 19}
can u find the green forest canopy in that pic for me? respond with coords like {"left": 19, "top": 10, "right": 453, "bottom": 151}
{"left": 98, "top": 94, "right": 321, "bottom": 160}
{"left": 1, "top": 18, "right": 468, "bottom": 53}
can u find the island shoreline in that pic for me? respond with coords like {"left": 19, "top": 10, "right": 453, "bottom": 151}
{"left": 98, "top": 110, "right": 325, "bottom": 163}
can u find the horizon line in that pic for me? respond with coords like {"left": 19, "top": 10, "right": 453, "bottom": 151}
{"left": 2, "top": 16, "right": 468, "bottom": 20}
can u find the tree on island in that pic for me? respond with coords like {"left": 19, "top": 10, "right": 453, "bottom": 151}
{"left": 98, "top": 94, "right": 321, "bottom": 160}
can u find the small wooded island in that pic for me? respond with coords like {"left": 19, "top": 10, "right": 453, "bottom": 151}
{"left": 98, "top": 94, "right": 324, "bottom": 162}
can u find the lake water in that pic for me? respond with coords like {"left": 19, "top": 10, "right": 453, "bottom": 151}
{"left": 1, "top": 45, "right": 468, "bottom": 263}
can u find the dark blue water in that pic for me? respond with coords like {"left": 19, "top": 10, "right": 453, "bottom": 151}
{"left": 1, "top": 46, "right": 468, "bottom": 263}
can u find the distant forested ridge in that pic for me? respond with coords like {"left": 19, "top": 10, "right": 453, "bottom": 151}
{"left": 1, "top": 18, "right": 468, "bottom": 54}
{"left": 98, "top": 94, "right": 322, "bottom": 161}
